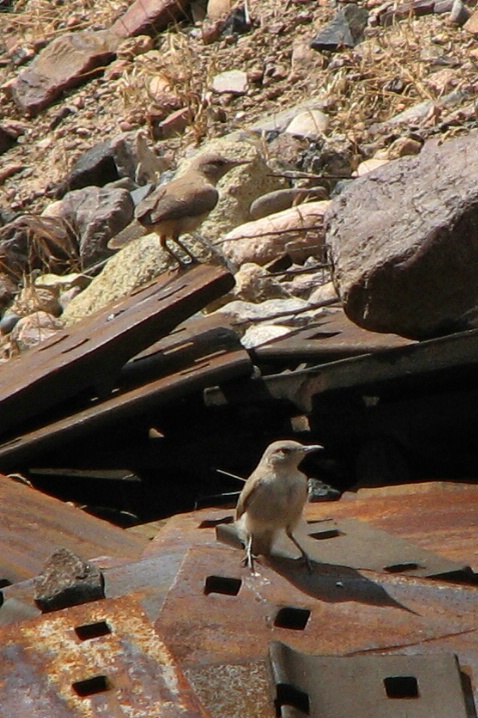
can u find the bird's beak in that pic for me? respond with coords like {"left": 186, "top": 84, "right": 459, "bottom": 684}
{"left": 303, "top": 444, "right": 324, "bottom": 453}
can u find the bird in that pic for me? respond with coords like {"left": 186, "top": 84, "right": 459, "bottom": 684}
{"left": 109, "top": 152, "right": 249, "bottom": 266}
{"left": 235, "top": 439, "right": 323, "bottom": 573}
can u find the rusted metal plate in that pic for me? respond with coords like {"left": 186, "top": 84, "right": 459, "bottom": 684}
{"left": 0, "top": 474, "right": 146, "bottom": 584}
{"left": 205, "top": 326, "right": 478, "bottom": 412}
{"left": 156, "top": 543, "right": 478, "bottom": 670}
{"left": 269, "top": 643, "right": 469, "bottom": 718}
{"left": 216, "top": 516, "right": 473, "bottom": 581}
{"left": 0, "top": 264, "right": 234, "bottom": 438}
{"left": 0, "top": 594, "right": 212, "bottom": 717}
{"left": 251, "top": 308, "right": 412, "bottom": 366}
{"left": 0, "top": 318, "right": 252, "bottom": 470}
{"left": 310, "top": 482, "right": 478, "bottom": 572}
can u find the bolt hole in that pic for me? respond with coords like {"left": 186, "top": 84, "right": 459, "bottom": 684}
{"left": 309, "top": 529, "right": 342, "bottom": 540}
{"left": 74, "top": 620, "right": 112, "bottom": 641}
{"left": 384, "top": 562, "right": 420, "bottom": 573}
{"left": 0, "top": 579, "right": 12, "bottom": 588}
{"left": 384, "top": 675, "right": 419, "bottom": 699}
{"left": 204, "top": 575, "right": 242, "bottom": 596}
{"left": 275, "top": 682, "right": 310, "bottom": 715}
{"left": 72, "top": 675, "right": 112, "bottom": 697}
{"left": 274, "top": 606, "right": 311, "bottom": 631}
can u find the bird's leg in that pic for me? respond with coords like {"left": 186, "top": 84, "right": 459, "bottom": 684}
{"left": 159, "top": 236, "right": 187, "bottom": 268}
{"left": 191, "top": 232, "right": 237, "bottom": 273}
{"left": 172, "top": 235, "right": 199, "bottom": 264}
{"left": 242, "top": 534, "right": 257, "bottom": 573}
{"left": 286, "top": 528, "right": 313, "bottom": 574}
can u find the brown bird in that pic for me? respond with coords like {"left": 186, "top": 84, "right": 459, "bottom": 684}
{"left": 109, "top": 152, "right": 248, "bottom": 265}
{"left": 235, "top": 439, "right": 323, "bottom": 573}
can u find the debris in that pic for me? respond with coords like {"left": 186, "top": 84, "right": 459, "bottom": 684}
{"left": 34, "top": 547, "right": 105, "bottom": 612}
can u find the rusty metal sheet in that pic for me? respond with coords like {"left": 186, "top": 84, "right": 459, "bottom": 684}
{"left": 269, "top": 643, "right": 469, "bottom": 718}
{"left": 0, "top": 319, "right": 252, "bottom": 470}
{"left": 0, "top": 594, "right": 212, "bottom": 717}
{"left": 310, "top": 482, "right": 478, "bottom": 572}
{"left": 216, "top": 516, "right": 473, "bottom": 581}
{"left": 0, "top": 264, "right": 234, "bottom": 438}
{"left": 250, "top": 308, "right": 412, "bottom": 366}
{"left": 156, "top": 543, "right": 478, "bottom": 714}
{"left": 0, "top": 474, "right": 146, "bottom": 584}
{"left": 205, "top": 326, "right": 478, "bottom": 412}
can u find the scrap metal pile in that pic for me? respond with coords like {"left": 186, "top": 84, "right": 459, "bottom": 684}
{"left": 0, "top": 263, "right": 477, "bottom": 716}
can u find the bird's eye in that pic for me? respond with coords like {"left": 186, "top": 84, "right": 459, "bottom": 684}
{"left": 281, "top": 448, "right": 291, "bottom": 455}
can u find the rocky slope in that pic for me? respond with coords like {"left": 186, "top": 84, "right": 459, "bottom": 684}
{"left": 1, "top": 0, "right": 478, "bottom": 355}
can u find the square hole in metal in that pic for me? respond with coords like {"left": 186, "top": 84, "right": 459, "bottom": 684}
{"left": 75, "top": 620, "right": 112, "bottom": 641}
{"left": 276, "top": 683, "right": 310, "bottom": 715}
{"left": 274, "top": 607, "right": 311, "bottom": 630}
{"left": 204, "top": 575, "right": 242, "bottom": 596}
{"left": 384, "top": 562, "right": 420, "bottom": 573}
{"left": 72, "top": 675, "right": 112, "bottom": 697}
{"left": 310, "top": 528, "right": 342, "bottom": 540}
{"left": 384, "top": 675, "right": 419, "bottom": 699}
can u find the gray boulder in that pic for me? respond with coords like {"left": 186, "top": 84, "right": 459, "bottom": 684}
{"left": 326, "top": 131, "right": 478, "bottom": 339}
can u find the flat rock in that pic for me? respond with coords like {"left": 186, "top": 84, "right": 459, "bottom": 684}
{"left": 10, "top": 30, "right": 120, "bottom": 115}
{"left": 212, "top": 70, "right": 248, "bottom": 95}
{"left": 46, "top": 185, "right": 134, "bottom": 267}
{"left": 285, "top": 109, "right": 329, "bottom": 138}
{"left": 34, "top": 548, "right": 104, "bottom": 613}
{"left": 250, "top": 187, "right": 328, "bottom": 219}
{"left": 112, "top": 0, "right": 192, "bottom": 38}
{"left": 310, "top": 4, "right": 369, "bottom": 52}
{"left": 62, "top": 233, "right": 172, "bottom": 325}
{"left": 222, "top": 201, "right": 330, "bottom": 266}
{"left": 326, "top": 131, "right": 478, "bottom": 339}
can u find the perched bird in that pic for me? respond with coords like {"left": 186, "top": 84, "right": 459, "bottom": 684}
{"left": 235, "top": 439, "right": 323, "bottom": 573}
{"left": 109, "top": 152, "right": 248, "bottom": 265}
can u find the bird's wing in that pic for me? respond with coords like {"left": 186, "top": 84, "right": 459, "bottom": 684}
{"left": 236, "top": 472, "right": 271, "bottom": 520}
{"left": 135, "top": 182, "right": 219, "bottom": 226}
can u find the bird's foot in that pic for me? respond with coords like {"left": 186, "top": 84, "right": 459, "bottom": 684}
{"left": 298, "top": 552, "right": 313, "bottom": 575}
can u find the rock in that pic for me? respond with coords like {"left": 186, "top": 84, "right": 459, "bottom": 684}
{"left": 222, "top": 201, "right": 330, "bottom": 266}
{"left": 9, "top": 30, "right": 120, "bottom": 115}
{"left": 34, "top": 547, "right": 105, "bottom": 613}
{"left": 0, "top": 125, "right": 18, "bottom": 154}
{"left": 185, "top": 139, "right": 287, "bottom": 244}
{"left": 11, "top": 284, "right": 62, "bottom": 317}
{"left": 62, "top": 233, "right": 173, "bottom": 325}
{"left": 241, "top": 323, "right": 292, "bottom": 348}
{"left": 55, "top": 131, "right": 166, "bottom": 196}
{"left": 156, "top": 107, "right": 190, "bottom": 139}
{"left": 9, "top": 311, "right": 64, "bottom": 350}
{"left": 355, "top": 158, "right": 390, "bottom": 176}
{"left": 310, "top": 5, "right": 369, "bottom": 52}
{"left": 34, "top": 272, "right": 90, "bottom": 291}
{"left": 45, "top": 185, "right": 134, "bottom": 267}
{"left": 250, "top": 188, "right": 328, "bottom": 220}
{"left": 249, "top": 100, "right": 328, "bottom": 134}
{"left": 383, "top": 137, "right": 422, "bottom": 160}
{"left": 112, "top": 0, "right": 193, "bottom": 38}
{"left": 233, "top": 263, "right": 291, "bottom": 302}
{"left": 326, "top": 131, "right": 478, "bottom": 339}
{"left": 207, "top": 0, "right": 231, "bottom": 20}
{"left": 212, "top": 70, "right": 248, "bottom": 95}
{"left": 309, "top": 280, "right": 339, "bottom": 305}
{"left": 0, "top": 312, "right": 20, "bottom": 335}
{"left": 464, "top": 7, "right": 478, "bottom": 32}
{"left": 0, "top": 272, "right": 17, "bottom": 311}
{"left": 214, "top": 297, "right": 326, "bottom": 335}
{"left": 285, "top": 109, "right": 329, "bottom": 139}
{"left": 282, "top": 265, "right": 333, "bottom": 299}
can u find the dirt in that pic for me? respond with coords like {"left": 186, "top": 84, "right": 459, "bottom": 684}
{"left": 0, "top": 0, "right": 477, "bottom": 224}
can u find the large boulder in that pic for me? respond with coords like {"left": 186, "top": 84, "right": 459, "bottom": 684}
{"left": 326, "top": 131, "right": 478, "bottom": 339}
